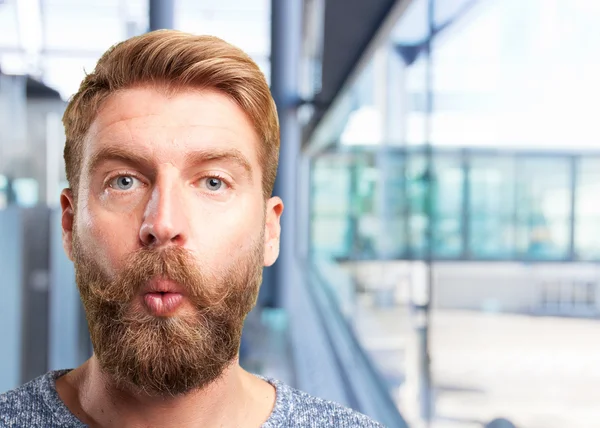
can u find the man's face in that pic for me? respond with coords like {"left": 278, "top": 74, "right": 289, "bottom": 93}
{"left": 60, "top": 87, "right": 282, "bottom": 395}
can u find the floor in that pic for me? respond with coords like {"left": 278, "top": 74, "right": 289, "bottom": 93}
{"left": 353, "top": 298, "right": 600, "bottom": 428}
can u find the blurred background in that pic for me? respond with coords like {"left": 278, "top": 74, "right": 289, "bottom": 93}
{"left": 1, "top": 0, "right": 600, "bottom": 427}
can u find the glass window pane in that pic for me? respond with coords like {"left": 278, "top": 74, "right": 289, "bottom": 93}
{"left": 515, "top": 157, "right": 571, "bottom": 259}
{"left": 12, "top": 178, "right": 39, "bottom": 207}
{"left": 353, "top": 156, "right": 379, "bottom": 259}
{"left": 470, "top": 216, "right": 515, "bottom": 258}
{"left": 434, "top": 216, "right": 462, "bottom": 257}
{"left": 406, "top": 153, "right": 428, "bottom": 256}
{"left": 575, "top": 157, "right": 600, "bottom": 260}
{"left": 375, "top": 152, "right": 406, "bottom": 257}
{"left": 469, "top": 156, "right": 515, "bottom": 258}
{"left": 311, "top": 155, "right": 353, "bottom": 259}
{"left": 312, "top": 157, "right": 352, "bottom": 215}
{"left": 433, "top": 154, "right": 464, "bottom": 257}
{"left": 434, "top": 155, "right": 463, "bottom": 214}
{"left": 311, "top": 217, "right": 351, "bottom": 259}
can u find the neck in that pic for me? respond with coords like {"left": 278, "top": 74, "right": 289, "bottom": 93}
{"left": 57, "top": 356, "right": 275, "bottom": 428}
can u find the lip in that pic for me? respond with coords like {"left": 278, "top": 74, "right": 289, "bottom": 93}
{"left": 144, "top": 292, "right": 184, "bottom": 316}
{"left": 140, "top": 278, "right": 187, "bottom": 316}
{"left": 141, "top": 278, "right": 187, "bottom": 295}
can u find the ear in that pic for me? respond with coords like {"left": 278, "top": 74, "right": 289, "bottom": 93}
{"left": 60, "top": 189, "right": 75, "bottom": 261}
{"left": 263, "top": 196, "right": 283, "bottom": 267}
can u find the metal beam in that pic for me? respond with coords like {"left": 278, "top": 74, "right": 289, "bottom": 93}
{"left": 267, "top": 0, "right": 303, "bottom": 308}
{"left": 149, "top": 0, "right": 175, "bottom": 31}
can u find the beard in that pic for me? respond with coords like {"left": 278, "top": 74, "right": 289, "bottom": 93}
{"left": 72, "top": 231, "right": 264, "bottom": 397}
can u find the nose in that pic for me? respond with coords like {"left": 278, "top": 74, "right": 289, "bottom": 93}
{"left": 139, "top": 179, "right": 189, "bottom": 248}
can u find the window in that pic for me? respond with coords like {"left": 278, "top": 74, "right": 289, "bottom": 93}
{"left": 469, "top": 156, "right": 515, "bottom": 258}
{"left": 575, "top": 158, "right": 600, "bottom": 260}
{"left": 515, "top": 157, "right": 571, "bottom": 259}
{"left": 432, "top": 154, "right": 464, "bottom": 257}
{"left": 311, "top": 156, "right": 353, "bottom": 259}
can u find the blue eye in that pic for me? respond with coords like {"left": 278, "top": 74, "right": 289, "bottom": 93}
{"left": 205, "top": 177, "right": 223, "bottom": 191}
{"left": 110, "top": 175, "right": 139, "bottom": 191}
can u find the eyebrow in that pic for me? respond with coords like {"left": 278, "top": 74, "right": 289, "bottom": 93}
{"left": 86, "top": 146, "right": 254, "bottom": 183}
{"left": 184, "top": 148, "right": 254, "bottom": 183}
{"left": 87, "top": 146, "right": 154, "bottom": 177}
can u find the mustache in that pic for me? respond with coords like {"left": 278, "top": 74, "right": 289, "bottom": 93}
{"left": 82, "top": 246, "right": 234, "bottom": 310}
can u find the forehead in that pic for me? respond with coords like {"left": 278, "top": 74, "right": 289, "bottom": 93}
{"left": 83, "top": 87, "right": 261, "bottom": 168}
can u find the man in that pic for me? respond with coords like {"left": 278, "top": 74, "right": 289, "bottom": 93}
{"left": 0, "top": 31, "right": 383, "bottom": 427}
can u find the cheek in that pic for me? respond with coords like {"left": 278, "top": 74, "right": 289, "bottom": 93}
{"left": 76, "top": 201, "right": 141, "bottom": 274}
{"left": 189, "top": 200, "right": 264, "bottom": 265}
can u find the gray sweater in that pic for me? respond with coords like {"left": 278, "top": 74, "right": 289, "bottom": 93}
{"left": 0, "top": 370, "right": 384, "bottom": 427}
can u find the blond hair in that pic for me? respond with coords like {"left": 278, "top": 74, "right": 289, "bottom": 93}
{"left": 63, "top": 30, "right": 279, "bottom": 199}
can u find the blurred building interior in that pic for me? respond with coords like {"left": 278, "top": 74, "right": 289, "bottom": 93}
{"left": 2, "top": 0, "right": 600, "bottom": 427}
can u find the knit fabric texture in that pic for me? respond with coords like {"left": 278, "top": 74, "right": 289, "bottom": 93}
{"left": 0, "top": 370, "right": 384, "bottom": 427}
